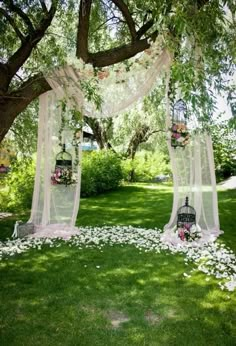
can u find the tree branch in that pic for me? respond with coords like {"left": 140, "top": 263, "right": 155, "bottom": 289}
{"left": 147, "top": 129, "right": 166, "bottom": 139}
{"left": 0, "top": 7, "right": 25, "bottom": 42}
{"left": 11, "top": 73, "right": 51, "bottom": 98}
{"left": 136, "top": 19, "right": 154, "bottom": 40}
{"left": 0, "top": 73, "right": 51, "bottom": 143}
{"left": 196, "top": 0, "right": 210, "bottom": 9}
{"left": 39, "top": 0, "right": 48, "bottom": 13}
{"left": 6, "top": 0, "right": 35, "bottom": 33}
{"left": 6, "top": 1, "right": 58, "bottom": 81}
{"left": 76, "top": 0, "right": 92, "bottom": 61}
{"left": 92, "top": 16, "right": 119, "bottom": 34}
{"left": 111, "top": 0, "right": 137, "bottom": 41}
{"left": 88, "top": 32, "right": 158, "bottom": 67}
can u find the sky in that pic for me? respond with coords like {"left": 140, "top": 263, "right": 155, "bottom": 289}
{"left": 215, "top": 95, "right": 232, "bottom": 122}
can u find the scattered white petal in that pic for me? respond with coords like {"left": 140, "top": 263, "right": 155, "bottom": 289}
{"left": 0, "top": 226, "right": 235, "bottom": 292}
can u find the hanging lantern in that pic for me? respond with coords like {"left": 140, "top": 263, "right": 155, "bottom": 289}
{"left": 170, "top": 99, "right": 190, "bottom": 149}
{"left": 177, "top": 197, "right": 196, "bottom": 229}
{"left": 51, "top": 144, "right": 74, "bottom": 186}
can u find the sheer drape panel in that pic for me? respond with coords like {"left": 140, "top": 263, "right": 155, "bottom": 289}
{"left": 46, "top": 48, "right": 172, "bottom": 118}
{"left": 164, "top": 133, "right": 220, "bottom": 234}
{"left": 29, "top": 92, "right": 83, "bottom": 229}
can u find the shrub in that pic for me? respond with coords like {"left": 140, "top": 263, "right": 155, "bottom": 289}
{"left": 0, "top": 158, "right": 35, "bottom": 212}
{"left": 121, "top": 151, "right": 171, "bottom": 182}
{"left": 0, "top": 150, "right": 123, "bottom": 211}
{"left": 81, "top": 150, "right": 123, "bottom": 197}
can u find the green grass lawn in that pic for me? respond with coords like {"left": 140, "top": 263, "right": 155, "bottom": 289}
{"left": 0, "top": 183, "right": 236, "bottom": 346}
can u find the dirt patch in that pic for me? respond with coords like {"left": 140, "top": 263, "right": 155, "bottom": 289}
{"left": 144, "top": 310, "right": 162, "bottom": 325}
{"left": 0, "top": 212, "right": 12, "bottom": 220}
{"left": 105, "top": 310, "right": 130, "bottom": 329}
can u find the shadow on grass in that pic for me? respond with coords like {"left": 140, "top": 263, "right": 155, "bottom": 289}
{"left": 217, "top": 188, "right": 236, "bottom": 252}
{"left": 0, "top": 212, "right": 30, "bottom": 241}
{"left": 0, "top": 243, "right": 236, "bottom": 345}
{"left": 77, "top": 184, "right": 173, "bottom": 230}
{"left": 1, "top": 184, "right": 235, "bottom": 251}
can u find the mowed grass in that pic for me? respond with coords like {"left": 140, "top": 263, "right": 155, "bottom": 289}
{"left": 0, "top": 183, "right": 236, "bottom": 346}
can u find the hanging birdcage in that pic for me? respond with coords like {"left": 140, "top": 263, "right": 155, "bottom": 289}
{"left": 51, "top": 144, "right": 74, "bottom": 186}
{"left": 177, "top": 197, "right": 196, "bottom": 229}
{"left": 171, "top": 99, "right": 190, "bottom": 149}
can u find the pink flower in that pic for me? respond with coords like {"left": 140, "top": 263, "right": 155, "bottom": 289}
{"left": 172, "top": 132, "right": 181, "bottom": 139}
{"left": 184, "top": 223, "right": 191, "bottom": 230}
{"left": 178, "top": 228, "right": 185, "bottom": 241}
{"left": 51, "top": 176, "right": 57, "bottom": 185}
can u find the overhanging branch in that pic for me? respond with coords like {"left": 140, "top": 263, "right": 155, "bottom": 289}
{"left": 76, "top": 0, "right": 92, "bottom": 61}
{"left": 6, "top": 0, "right": 35, "bottom": 32}
{"left": 39, "top": 0, "right": 48, "bottom": 13}
{"left": 136, "top": 19, "right": 154, "bottom": 40}
{"left": 88, "top": 32, "right": 158, "bottom": 67}
{"left": 6, "top": 1, "right": 58, "bottom": 80}
{"left": 0, "top": 7, "right": 25, "bottom": 42}
{"left": 111, "top": 0, "right": 137, "bottom": 41}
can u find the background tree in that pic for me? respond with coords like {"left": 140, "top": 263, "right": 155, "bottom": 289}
{"left": 0, "top": 0, "right": 235, "bottom": 144}
{"left": 211, "top": 120, "right": 236, "bottom": 181}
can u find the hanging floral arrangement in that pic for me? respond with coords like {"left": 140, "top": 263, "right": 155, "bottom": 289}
{"left": 171, "top": 123, "right": 190, "bottom": 148}
{"left": 51, "top": 167, "right": 76, "bottom": 186}
{"left": 51, "top": 144, "right": 76, "bottom": 186}
{"left": 170, "top": 99, "right": 190, "bottom": 149}
{"left": 50, "top": 102, "right": 83, "bottom": 187}
{"left": 175, "top": 197, "right": 202, "bottom": 241}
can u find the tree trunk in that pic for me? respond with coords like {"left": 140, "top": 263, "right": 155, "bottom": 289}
{"left": 85, "top": 117, "right": 111, "bottom": 149}
{"left": 126, "top": 124, "right": 150, "bottom": 159}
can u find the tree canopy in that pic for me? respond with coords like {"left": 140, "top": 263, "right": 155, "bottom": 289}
{"left": 0, "top": 0, "right": 235, "bottom": 143}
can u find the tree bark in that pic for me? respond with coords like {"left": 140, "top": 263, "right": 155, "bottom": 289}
{"left": 87, "top": 36, "right": 156, "bottom": 67}
{"left": 84, "top": 117, "right": 114, "bottom": 150}
{"left": 126, "top": 125, "right": 150, "bottom": 159}
{"left": 0, "top": 75, "right": 51, "bottom": 143}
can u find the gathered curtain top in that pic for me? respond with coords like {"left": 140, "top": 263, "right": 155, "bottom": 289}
{"left": 46, "top": 35, "right": 172, "bottom": 118}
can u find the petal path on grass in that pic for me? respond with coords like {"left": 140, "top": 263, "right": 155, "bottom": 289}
{"left": 0, "top": 226, "right": 235, "bottom": 292}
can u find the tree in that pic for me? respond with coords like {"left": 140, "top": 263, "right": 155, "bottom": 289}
{"left": 211, "top": 120, "right": 236, "bottom": 180}
{"left": 0, "top": 0, "right": 235, "bottom": 143}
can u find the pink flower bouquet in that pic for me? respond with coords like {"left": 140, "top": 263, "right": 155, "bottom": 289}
{"left": 51, "top": 167, "right": 76, "bottom": 186}
{"left": 177, "top": 224, "right": 202, "bottom": 242}
{"left": 171, "top": 123, "right": 190, "bottom": 148}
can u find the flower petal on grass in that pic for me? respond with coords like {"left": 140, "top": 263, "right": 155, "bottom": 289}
{"left": 0, "top": 226, "right": 235, "bottom": 292}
